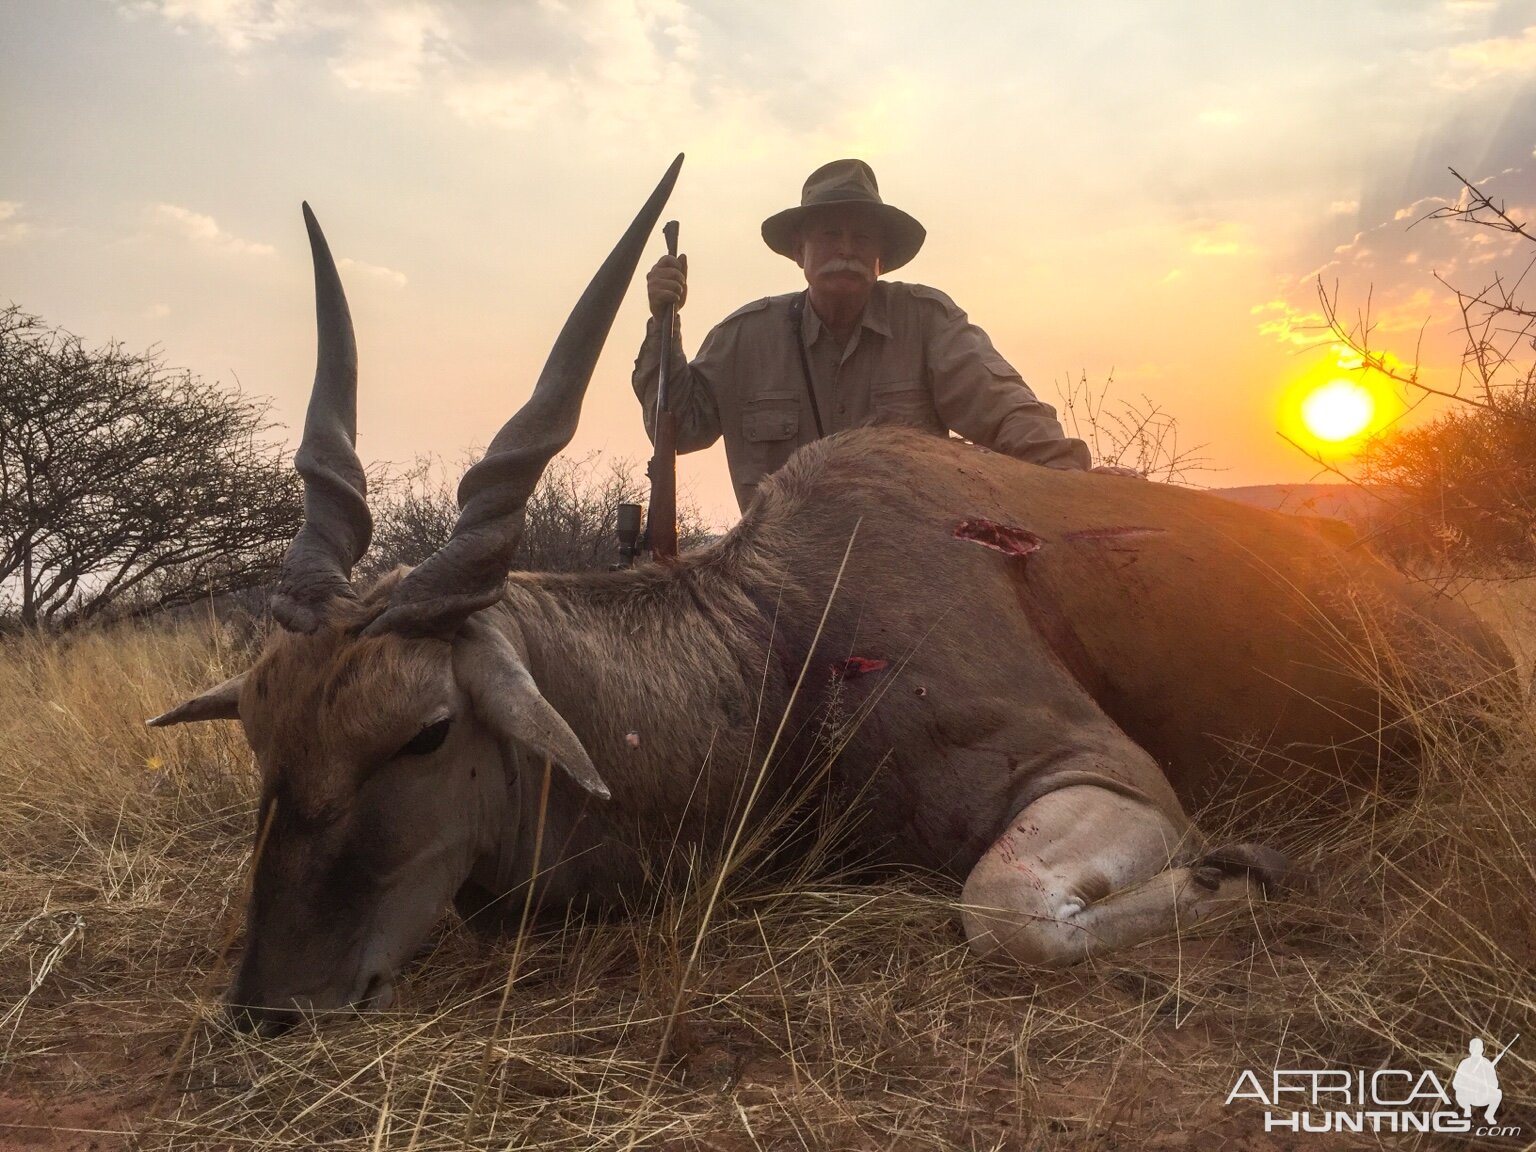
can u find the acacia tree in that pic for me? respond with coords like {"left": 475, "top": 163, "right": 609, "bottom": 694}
{"left": 361, "top": 451, "right": 713, "bottom": 579}
{"left": 0, "top": 306, "right": 300, "bottom": 628}
{"left": 1319, "top": 169, "right": 1536, "bottom": 572}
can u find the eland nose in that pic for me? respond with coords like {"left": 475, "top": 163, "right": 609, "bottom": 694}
{"left": 226, "top": 998, "right": 303, "bottom": 1038}
{"left": 360, "top": 972, "right": 394, "bottom": 1009}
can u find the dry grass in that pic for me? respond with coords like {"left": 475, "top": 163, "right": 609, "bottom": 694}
{"left": 0, "top": 597, "right": 1533, "bottom": 1150}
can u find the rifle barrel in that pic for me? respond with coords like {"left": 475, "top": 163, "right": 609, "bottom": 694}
{"left": 646, "top": 219, "right": 681, "bottom": 561}
{"left": 654, "top": 220, "right": 680, "bottom": 418}
{"left": 1491, "top": 1033, "right": 1518, "bottom": 1065}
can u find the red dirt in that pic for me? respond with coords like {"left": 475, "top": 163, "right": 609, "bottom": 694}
{"left": 0, "top": 1091, "right": 140, "bottom": 1151}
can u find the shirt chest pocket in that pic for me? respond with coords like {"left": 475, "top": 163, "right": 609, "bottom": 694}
{"left": 742, "top": 391, "right": 801, "bottom": 442}
{"left": 870, "top": 379, "right": 941, "bottom": 431}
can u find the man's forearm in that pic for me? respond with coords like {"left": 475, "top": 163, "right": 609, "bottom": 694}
{"left": 917, "top": 290, "right": 1091, "bottom": 471}
{"left": 993, "top": 403, "right": 1092, "bottom": 470}
{"left": 632, "top": 316, "right": 681, "bottom": 439}
{"left": 932, "top": 361, "right": 1092, "bottom": 470}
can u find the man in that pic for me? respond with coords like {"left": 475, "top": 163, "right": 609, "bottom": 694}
{"left": 1453, "top": 1037, "right": 1504, "bottom": 1124}
{"left": 633, "top": 159, "right": 1100, "bottom": 513}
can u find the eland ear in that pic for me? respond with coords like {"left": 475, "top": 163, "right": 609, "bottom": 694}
{"left": 454, "top": 620, "right": 611, "bottom": 801}
{"left": 147, "top": 674, "right": 246, "bottom": 727}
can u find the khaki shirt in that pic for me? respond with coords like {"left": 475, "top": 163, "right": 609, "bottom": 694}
{"left": 633, "top": 280, "right": 1091, "bottom": 511}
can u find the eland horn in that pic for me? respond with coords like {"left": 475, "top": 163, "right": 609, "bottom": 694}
{"left": 367, "top": 153, "right": 684, "bottom": 637}
{"left": 269, "top": 204, "right": 373, "bottom": 633}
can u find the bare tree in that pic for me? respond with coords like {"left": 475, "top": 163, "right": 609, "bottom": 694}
{"left": 361, "top": 451, "right": 714, "bottom": 579}
{"left": 359, "top": 456, "right": 461, "bottom": 579}
{"left": 1056, "top": 371, "right": 1207, "bottom": 483}
{"left": 1318, "top": 169, "right": 1536, "bottom": 413}
{"left": 1316, "top": 169, "right": 1536, "bottom": 573}
{"left": 0, "top": 306, "right": 300, "bottom": 628}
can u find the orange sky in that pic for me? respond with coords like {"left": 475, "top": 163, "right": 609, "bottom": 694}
{"left": 5, "top": 1, "right": 1536, "bottom": 526}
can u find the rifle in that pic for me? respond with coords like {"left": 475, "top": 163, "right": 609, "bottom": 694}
{"left": 1491, "top": 1034, "right": 1519, "bottom": 1066}
{"left": 644, "top": 220, "right": 681, "bottom": 561}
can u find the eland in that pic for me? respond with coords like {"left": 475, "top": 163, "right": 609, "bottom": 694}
{"left": 151, "top": 156, "right": 1510, "bottom": 1034}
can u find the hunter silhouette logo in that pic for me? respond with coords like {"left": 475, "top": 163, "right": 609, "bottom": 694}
{"left": 1454, "top": 1035, "right": 1516, "bottom": 1124}
{"left": 1226, "top": 1033, "right": 1522, "bottom": 1137}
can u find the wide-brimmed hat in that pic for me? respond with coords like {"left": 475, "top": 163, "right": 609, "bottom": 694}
{"left": 760, "top": 159, "right": 926, "bottom": 272}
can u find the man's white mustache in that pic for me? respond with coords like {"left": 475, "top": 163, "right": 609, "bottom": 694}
{"left": 815, "top": 258, "right": 873, "bottom": 278}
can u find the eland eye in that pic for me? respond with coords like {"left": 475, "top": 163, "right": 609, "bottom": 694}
{"left": 397, "top": 718, "right": 450, "bottom": 759}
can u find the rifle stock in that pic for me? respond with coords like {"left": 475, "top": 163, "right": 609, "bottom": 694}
{"left": 646, "top": 408, "right": 678, "bottom": 559}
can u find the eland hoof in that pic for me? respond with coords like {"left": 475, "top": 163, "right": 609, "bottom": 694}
{"left": 1190, "top": 842, "right": 1291, "bottom": 895}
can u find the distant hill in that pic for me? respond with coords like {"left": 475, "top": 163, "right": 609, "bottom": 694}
{"left": 1210, "top": 483, "right": 1389, "bottom": 526}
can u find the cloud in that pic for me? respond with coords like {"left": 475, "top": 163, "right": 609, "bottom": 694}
{"left": 124, "top": 0, "right": 321, "bottom": 53}
{"left": 328, "top": 2, "right": 450, "bottom": 94}
{"left": 1251, "top": 298, "right": 1326, "bottom": 347}
{"left": 0, "top": 200, "right": 33, "bottom": 245}
{"left": 1267, "top": 164, "right": 1536, "bottom": 387}
{"left": 1197, "top": 109, "right": 1241, "bottom": 126}
{"left": 127, "top": 0, "right": 731, "bottom": 139}
{"left": 339, "top": 256, "right": 408, "bottom": 288}
{"left": 438, "top": 0, "right": 709, "bottom": 133}
{"left": 1189, "top": 222, "right": 1254, "bottom": 257}
{"left": 1436, "top": 23, "right": 1536, "bottom": 90}
{"left": 148, "top": 202, "right": 275, "bottom": 255}
{"left": 1327, "top": 199, "right": 1359, "bottom": 216}
{"left": 145, "top": 303, "right": 172, "bottom": 318}
{"left": 1464, "top": 225, "right": 1524, "bottom": 263}
{"left": 443, "top": 70, "right": 562, "bottom": 130}
{"left": 1393, "top": 193, "right": 1447, "bottom": 221}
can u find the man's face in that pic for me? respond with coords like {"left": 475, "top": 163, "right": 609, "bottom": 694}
{"left": 795, "top": 206, "right": 883, "bottom": 303}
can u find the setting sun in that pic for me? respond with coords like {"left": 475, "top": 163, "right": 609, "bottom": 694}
{"left": 1300, "top": 379, "right": 1375, "bottom": 442}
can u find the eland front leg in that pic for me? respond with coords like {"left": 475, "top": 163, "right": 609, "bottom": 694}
{"left": 961, "top": 784, "right": 1286, "bottom": 966}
